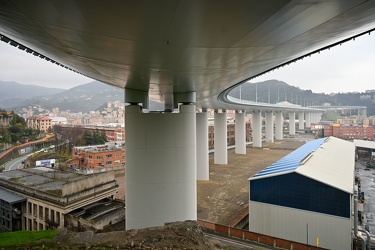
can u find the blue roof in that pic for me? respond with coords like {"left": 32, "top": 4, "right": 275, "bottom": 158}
{"left": 251, "top": 138, "right": 326, "bottom": 179}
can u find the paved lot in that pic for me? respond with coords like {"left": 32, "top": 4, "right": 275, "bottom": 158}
{"left": 356, "top": 160, "right": 375, "bottom": 234}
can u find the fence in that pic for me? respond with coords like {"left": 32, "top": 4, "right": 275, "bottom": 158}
{"left": 197, "top": 219, "right": 326, "bottom": 250}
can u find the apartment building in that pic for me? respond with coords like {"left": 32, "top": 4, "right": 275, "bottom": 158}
{"left": 323, "top": 124, "right": 374, "bottom": 140}
{"left": 26, "top": 116, "right": 52, "bottom": 132}
{"left": 70, "top": 143, "right": 125, "bottom": 170}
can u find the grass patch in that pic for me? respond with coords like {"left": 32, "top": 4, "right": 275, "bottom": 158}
{"left": 0, "top": 230, "right": 57, "bottom": 247}
{"left": 9, "top": 177, "right": 23, "bottom": 184}
{"left": 46, "top": 189, "right": 62, "bottom": 196}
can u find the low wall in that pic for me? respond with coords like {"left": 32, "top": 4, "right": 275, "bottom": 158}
{"left": 0, "top": 134, "right": 55, "bottom": 165}
{"left": 197, "top": 219, "right": 327, "bottom": 250}
{"left": 62, "top": 171, "right": 115, "bottom": 196}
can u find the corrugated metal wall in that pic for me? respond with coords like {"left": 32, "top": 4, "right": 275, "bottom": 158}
{"left": 250, "top": 173, "right": 350, "bottom": 218}
{"left": 249, "top": 202, "right": 351, "bottom": 250}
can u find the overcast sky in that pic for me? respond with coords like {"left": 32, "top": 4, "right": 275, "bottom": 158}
{"left": 1, "top": 32, "right": 375, "bottom": 92}
{"left": 254, "top": 32, "right": 375, "bottom": 94}
{"left": 0, "top": 41, "right": 91, "bottom": 89}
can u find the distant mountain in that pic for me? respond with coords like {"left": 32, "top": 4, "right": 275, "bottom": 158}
{"left": 0, "top": 80, "right": 64, "bottom": 108}
{"left": 2, "top": 81, "right": 124, "bottom": 112}
{"left": 0, "top": 80, "right": 163, "bottom": 113}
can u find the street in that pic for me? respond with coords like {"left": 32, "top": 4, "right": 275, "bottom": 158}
{"left": 1, "top": 154, "right": 30, "bottom": 171}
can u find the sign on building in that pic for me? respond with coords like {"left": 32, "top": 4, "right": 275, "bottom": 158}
{"left": 36, "top": 159, "right": 56, "bottom": 167}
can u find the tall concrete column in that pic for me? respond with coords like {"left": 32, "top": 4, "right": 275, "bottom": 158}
{"left": 275, "top": 111, "right": 283, "bottom": 140}
{"left": 235, "top": 111, "right": 246, "bottom": 154}
{"left": 252, "top": 111, "right": 262, "bottom": 148}
{"left": 299, "top": 111, "right": 304, "bottom": 130}
{"left": 306, "top": 112, "right": 311, "bottom": 128}
{"left": 289, "top": 111, "right": 295, "bottom": 135}
{"left": 214, "top": 110, "right": 228, "bottom": 164}
{"left": 125, "top": 104, "right": 197, "bottom": 229}
{"left": 196, "top": 111, "right": 209, "bottom": 180}
{"left": 265, "top": 111, "right": 274, "bottom": 143}
{"left": 311, "top": 112, "right": 316, "bottom": 123}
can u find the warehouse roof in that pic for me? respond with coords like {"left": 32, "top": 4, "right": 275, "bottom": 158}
{"left": 354, "top": 139, "right": 375, "bottom": 150}
{"left": 251, "top": 138, "right": 326, "bottom": 179}
{"left": 250, "top": 137, "right": 355, "bottom": 194}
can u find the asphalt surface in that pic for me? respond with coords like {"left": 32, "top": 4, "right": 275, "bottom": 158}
{"left": 356, "top": 160, "right": 375, "bottom": 234}
{"left": 1, "top": 154, "right": 29, "bottom": 171}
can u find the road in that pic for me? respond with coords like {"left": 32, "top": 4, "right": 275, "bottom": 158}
{"left": 204, "top": 232, "right": 272, "bottom": 250}
{"left": 2, "top": 154, "right": 30, "bottom": 171}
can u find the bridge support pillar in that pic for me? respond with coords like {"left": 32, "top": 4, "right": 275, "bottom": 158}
{"left": 214, "top": 110, "right": 228, "bottom": 164}
{"left": 125, "top": 104, "right": 197, "bottom": 230}
{"left": 289, "top": 112, "right": 295, "bottom": 136}
{"left": 275, "top": 111, "right": 283, "bottom": 140}
{"left": 265, "top": 111, "right": 274, "bottom": 143}
{"left": 306, "top": 112, "right": 311, "bottom": 128}
{"left": 252, "top": 111, "right": 262, "bottom": 148}
{"left": 197, "top": 110, "right": 209, "bottom": 180}
{"left": 299, "top": 112, "right": 304, "bottom": 130}
{"left": 311, "top": 112, "right": 316, "bottom": 123}
{"left": 235, "top": 111, "right": 246, "bottom": 154}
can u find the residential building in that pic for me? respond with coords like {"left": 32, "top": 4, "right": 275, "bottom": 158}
{"left": 70, "top": 143, "right": 125, "bottom": 170}
{"left": 26, "top": 116, "right": 52, "bottom": 132}
{"left": 323, "top": 124, "right": 374, "bottom": 140}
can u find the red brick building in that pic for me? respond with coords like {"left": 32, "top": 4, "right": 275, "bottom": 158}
{"left": 208, "top": 122, "right": 252, "bottom": 150}
{"left": 104, "top": 127, "right": 125, "bottom": 142}
{"left": 324, "top": 124, "right": 374, "bottom": 140}
{"left": 70, "top": 143, "right": 125, "bottom": 170}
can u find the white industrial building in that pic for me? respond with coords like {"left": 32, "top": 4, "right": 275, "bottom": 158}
{"left": 249, "top": 137, "right": 355, "bottom": 250}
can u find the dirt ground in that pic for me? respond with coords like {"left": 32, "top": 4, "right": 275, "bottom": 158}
{"left": 197, "top": 139, "right": 308, "bottom": 225}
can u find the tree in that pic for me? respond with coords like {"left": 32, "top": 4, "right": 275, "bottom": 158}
{"left": 82, "top": 130, "right": 107, "bottom": 145}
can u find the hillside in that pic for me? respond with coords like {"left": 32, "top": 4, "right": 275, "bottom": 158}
{"left": 229, "top": 80, "right": 375, "bottom": 116}
{"left": 0, "top": 80, "right": 163, "bottom": 113}
{"left": 0, "top": 80, "right": 64, "bottom": 108}
{"left": 2, "top": 79, "right": 375, "bottom": 115}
